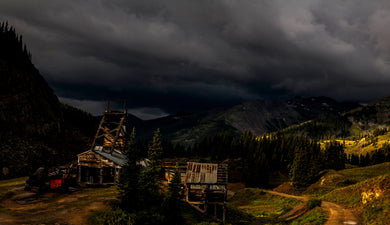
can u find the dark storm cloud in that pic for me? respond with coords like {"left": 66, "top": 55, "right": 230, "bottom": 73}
{"left": 0, "top": 0, "right": 389, "bottom": 118}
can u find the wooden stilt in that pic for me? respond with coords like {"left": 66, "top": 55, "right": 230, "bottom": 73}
{"left": 78, "top": 166, "right": 82, "bottom": 183}
{"left": 99, "top": 167, "right": 103, "bottom": 184}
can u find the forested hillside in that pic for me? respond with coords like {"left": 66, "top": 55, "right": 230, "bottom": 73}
{"left": 0, "top": 22, "right": 96, "bottom": 179}
{"left": 134, "top": 97, "right": 359, "bottom": 145}
{"left": 282, "top": 95, "right": 390, "bottom": 139}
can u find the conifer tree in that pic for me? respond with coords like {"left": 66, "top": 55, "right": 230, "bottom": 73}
{"left": 290, "top": 139, "right": 321, "bottom": 189}
{"left": 162, "top": 168, "right": 184, "bottom": 225}
{"left": 148, "top": 129, "right": 163, "bottom": 168}
{"left": 118, "top": 128, "right": 142, "bottom": 211}
{"left": 138, "top": 129, "right": 164, "bottom": 209}
{"left": 323, "top": 141, "right": 345, "bottom": 170}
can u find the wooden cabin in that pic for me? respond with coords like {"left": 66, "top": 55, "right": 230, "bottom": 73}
{"left": 77, "top": 146, "right": 125, "bottom": 184}
{"left": 185, "top": 162, "right": 228, "bottom": 221}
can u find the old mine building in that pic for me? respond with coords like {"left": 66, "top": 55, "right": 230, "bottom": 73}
{"left": 185, "top": 162, "right": 228, "bottom": 221}
{"left": 77, "top": 108, "right": 128, "bottom": 185}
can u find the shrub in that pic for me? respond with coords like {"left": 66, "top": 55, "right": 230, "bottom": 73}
{"left": 340, "top": 179, "right": 357, "bottom": 186}
{"left": 307, "top": 199, "right": 322, "bottom": 209}
{"left": 87, "top": 208, "right": 135, "bottom": 225}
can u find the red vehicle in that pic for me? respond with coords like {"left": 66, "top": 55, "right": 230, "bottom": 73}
{"left": 25, "top": 165, "right": 77, "bottom": 192}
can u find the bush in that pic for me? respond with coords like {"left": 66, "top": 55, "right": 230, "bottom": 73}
{"left": 87, "top": 208, "right": 135, "bottom": 225}
{"left": 340, "top": 179, "right": 357, "bottom": 186}
{"left": 307, "top": 199, "right": 322, "bottom": 209}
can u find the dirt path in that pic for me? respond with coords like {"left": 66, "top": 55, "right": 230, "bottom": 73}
{"left": 321, "top": 201, "right": 360, "bottom": 225}
{"left": 0, "top": 186, "right": 118, "bottom": 225}
{"left": 263, "top": 190, "right": 360, "bottom": 225}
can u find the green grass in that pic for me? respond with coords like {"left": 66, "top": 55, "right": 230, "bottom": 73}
{"left": 301, "top": 162, "right": 390, "bottom": 224}
{"left": 314, "top": 173, "right": 390, "bottom": 224}
{"left": 291, "top": 207, "right": 328, "bottom": 225}
{"left": 321, "top": 174, "right": 390, "bottom": 206}
{"left": 181, "top": 203, "right": 217, "bottom": 224}
{"left": 363, "top": 197, "right": 390, "bottom": 225}
{"left": 228, "top": 188, "right": 302, "bottom": 218}
{"left": 87, "top": 208, "right": 135, "bottom": 225}
{"left": 304, "top": 162, "right": 390, "bottom": 198}
{"left": 338, "top": 162, "right": 390, "bottom": 182}
{"left": 332, "top": 131, "right": 390, "bottom": 155}
{"left": 0, "top": 176, "right": 26, "bottom": 201}
{"left": 320, "top": 183, "right": 363, "bottom": 207}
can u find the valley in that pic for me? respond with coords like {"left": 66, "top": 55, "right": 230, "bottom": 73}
{"left": 2, "top": 21, "right": 390, "bottom": 225}
{"left": 2, "top": 161, "right": 390, "bottom": 224}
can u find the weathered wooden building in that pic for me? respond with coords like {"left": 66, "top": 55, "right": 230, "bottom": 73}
{"left": 77, "top": 107, "right": 128, "bottom": 185}
{"left": 77, "top": 146, "right": 126, "bottom": 184}
{"left": 185, "top": 162, "right": 228, "bottom": 221}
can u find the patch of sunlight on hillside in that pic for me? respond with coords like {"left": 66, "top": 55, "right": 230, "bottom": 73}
{"left": 319, "top": 129, "right": 390, "bottom": 155}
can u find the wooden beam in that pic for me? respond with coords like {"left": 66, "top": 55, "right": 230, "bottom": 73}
{"left": 90, "top": 115, "right": 106, "bottom": 151}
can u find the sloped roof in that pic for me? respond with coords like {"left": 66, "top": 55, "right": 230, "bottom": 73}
{"left": 78, "top": 146, "right": 149, "bottom": 168}
{"left": 185, "top": 162, "right": 218, "bottom": 184}
{"left": 93, "top": 148, "right": 127, "bottom": 166}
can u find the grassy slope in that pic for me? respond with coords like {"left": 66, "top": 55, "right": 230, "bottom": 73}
{"left": 225, "top": 188, "right": 329, "bottom": 225}
{"left": 304, "top": 162, "right": 390, "bottom": 224}
{"left": 291, "top": 207, "right": 327, "bottom": 225}
{"left": 318, "top": 130, "right": 390, "bottom": 155}
{"left": 228, "top": 188, "right": 302, "bottom": 218}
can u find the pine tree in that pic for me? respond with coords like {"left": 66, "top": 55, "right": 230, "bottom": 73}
{"left": 323, "top": 141, "right": 345, "bottom": 170}
{"left": 161, "top": 168, "right": 184, "bottom": 225}
{"left": 138, "top": 129, "right": 164, "bottom": 209}
{"left": 290, "top": 139, "right": 321, "bottom": 189}
{"left": 148, "top": 129, "right": 163, "bottom": 168}
{"left": 118, "top": 127, "right": 143, "bottom": 212}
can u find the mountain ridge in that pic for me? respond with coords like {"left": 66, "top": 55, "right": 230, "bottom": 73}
{"left": 130, "top": 96, "right": 360, "bottom": 145}
{"left": 281, "top": 95, "right": 390, "bottom": 139}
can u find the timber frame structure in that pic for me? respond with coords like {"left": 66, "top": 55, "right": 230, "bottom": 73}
{"left": 184, "top": 162, "right": 228, "bottom": 221}
{"left": 90, "top": 106, "right": 128, "bottom": 154}
{"left": 77, "top": 104, "right": 129, "bottom": 185}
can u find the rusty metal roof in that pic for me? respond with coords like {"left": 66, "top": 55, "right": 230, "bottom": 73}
{"left": 185, "top": 162, "right": 219, "bottom": 184}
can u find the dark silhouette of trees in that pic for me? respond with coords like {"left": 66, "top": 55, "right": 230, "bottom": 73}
{"left": 322, "top": 141, "right": 346, "bottom": 170}
{"left": 290, "top": 138, "right": 321, "bottom": 188}
{"left": 0, "top": 21, "right": 32, "bottom": 66}
{"left": 118, "top": 128, "right": 143, "bottom": 212}
{"left": 161, "top": 168, "right": 184, "bottom": 225}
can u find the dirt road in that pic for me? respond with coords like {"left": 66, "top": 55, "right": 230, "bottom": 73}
{"left": 264, "top": 190, "right": 360, "bottom": 225}
{"left": 0, "top": 186, "right": 118, "bottom": 225}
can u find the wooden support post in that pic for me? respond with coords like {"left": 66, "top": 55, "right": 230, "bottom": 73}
{"left": 214, "top": 204, "right": 217, "bottom": 218}
{"left": 186, "top": 186, "right": 190, "bottom": 202}
{"left": 99, "top": 167, "right": 103, "bottom": 184}
{"left": 222, "top": 204, "right": 226, "bottom": 221}
{"left": 78, "top": 166, "right": 82, "bottom": 183}
{"left": 114, "top": 167, "right": 118, "bottom": 182}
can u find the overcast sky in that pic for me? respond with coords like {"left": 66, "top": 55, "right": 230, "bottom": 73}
{"left": 1, "top": 0, "right": 389, "bottom": 119}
